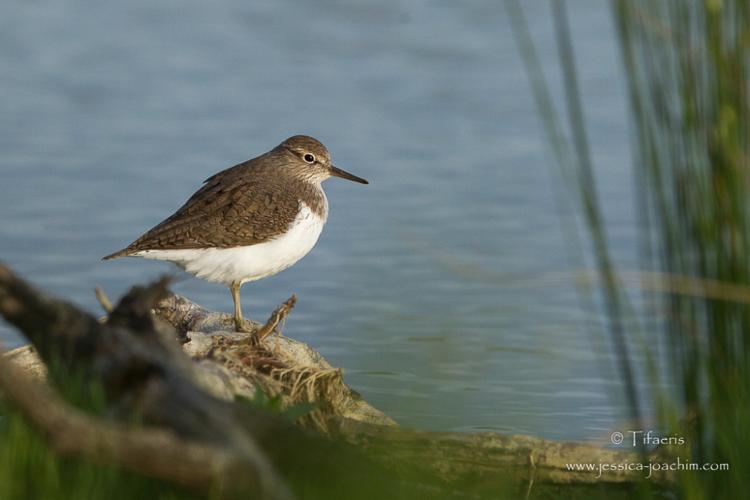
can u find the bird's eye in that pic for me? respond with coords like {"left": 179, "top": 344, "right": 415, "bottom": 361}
{"left": 303, "top": 153, "right": 315, "bottom": 163}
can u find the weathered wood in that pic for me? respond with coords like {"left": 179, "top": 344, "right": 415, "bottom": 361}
{"left": 335, "top": 419, "right": 671, "bottom": 486}
{"left": 2, "top": 344, "right": 46, "bottom": 379}
{"left": 154, "top": 293, "right": 397, "bottom": 429}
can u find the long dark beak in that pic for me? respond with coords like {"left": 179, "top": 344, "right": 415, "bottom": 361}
{"left": 329, "top": 164, "right": 368, "bottom": 184}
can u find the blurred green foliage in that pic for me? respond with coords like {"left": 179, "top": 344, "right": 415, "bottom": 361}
{"left": 614, "top": 2, "right": 750, "bottom": 498}
{"left": 510, "top": 0, "right": 749, "bottom": 499}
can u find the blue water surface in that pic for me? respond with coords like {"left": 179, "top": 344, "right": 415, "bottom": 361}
{"left": 0, "top": 0, "right": 648, "bottom": 441}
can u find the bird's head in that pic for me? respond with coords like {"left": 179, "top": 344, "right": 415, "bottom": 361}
{"left": 278, "top": 135, "right": 369, "bottom": 185}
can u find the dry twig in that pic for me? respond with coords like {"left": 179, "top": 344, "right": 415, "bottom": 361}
{"left": 255, "top": 294, "right": 297, "bottom": 341}
{"left": 95, "top": 286, "right": 114, "bottom": 314}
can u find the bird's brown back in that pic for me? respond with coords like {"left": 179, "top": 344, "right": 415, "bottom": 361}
{"left": 103, "top": 149, "right": 327, "bottom": 260}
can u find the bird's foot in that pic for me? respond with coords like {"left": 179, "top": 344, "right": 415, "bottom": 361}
{"left": 234, "top": 317, "right": 256, "bottom": 334}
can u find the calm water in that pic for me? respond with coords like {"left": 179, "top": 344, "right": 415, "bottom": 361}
{"left": 0, "top": 1, "right": 646, "bottom": 441}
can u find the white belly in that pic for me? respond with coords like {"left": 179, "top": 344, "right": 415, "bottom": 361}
{"left": 133, "top": 203, "right": 326, "bottom": 285}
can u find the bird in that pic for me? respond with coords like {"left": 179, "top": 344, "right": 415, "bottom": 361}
{"left": 103, "top": 135, "right": 368, "bottom": 332}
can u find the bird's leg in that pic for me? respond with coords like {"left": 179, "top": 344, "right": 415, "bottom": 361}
{"left": 230, "top": 281, "right": 252, "bottom": 333}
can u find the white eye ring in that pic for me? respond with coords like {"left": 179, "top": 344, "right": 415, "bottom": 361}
{"left": 303, "top": 153, "right": 315, "bottom": 163}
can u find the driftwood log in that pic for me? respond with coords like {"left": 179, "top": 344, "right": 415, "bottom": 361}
{"left": 154, "top": 293, "right": 396, "bottom": 432}
{"left": 0, "top": 263, "right": 674, "bottom": 498}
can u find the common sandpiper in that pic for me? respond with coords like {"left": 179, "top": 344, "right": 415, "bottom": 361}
{"left": 103, "top": 135, "right": 368, "bottom": 331}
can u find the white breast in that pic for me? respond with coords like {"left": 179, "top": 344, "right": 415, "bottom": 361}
{"left": 134, "top": 201, "right": 327, "bottom": 285}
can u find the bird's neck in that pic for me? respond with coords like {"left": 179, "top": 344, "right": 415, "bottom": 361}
{"left": 291, "top": 178, "right": 328, "bottom": 219}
